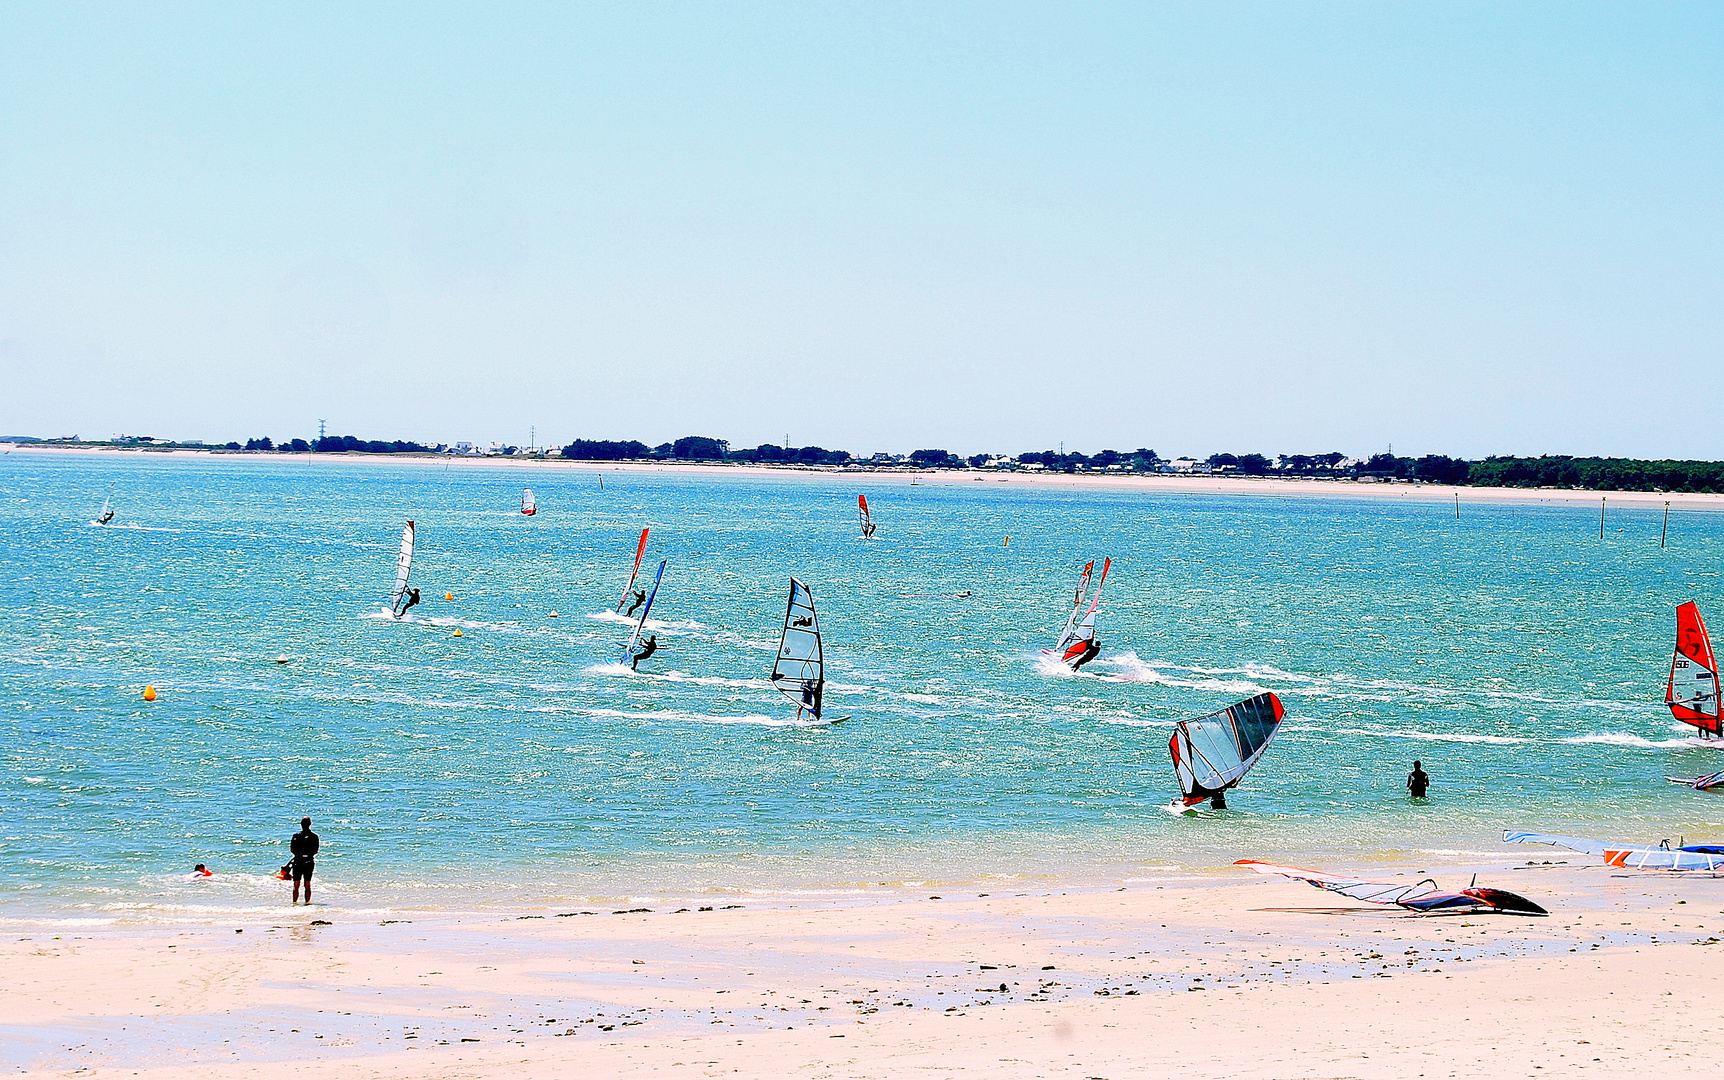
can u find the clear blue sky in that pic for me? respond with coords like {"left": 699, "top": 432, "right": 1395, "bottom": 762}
{"left": 2, "top": 3, "right": 1719, "bottom": 459}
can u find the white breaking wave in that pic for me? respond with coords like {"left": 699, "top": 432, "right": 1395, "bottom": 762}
{"left": 1333, "top": 727, "right": 1531, "bottom": 745}
{"left": 1562, "top": 732, "right": 1722, "bottom": 750}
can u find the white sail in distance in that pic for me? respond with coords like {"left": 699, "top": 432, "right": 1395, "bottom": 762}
{"left": 389, "top": 520, "right": 416, "bottom": 617}
{"left": 521, "top": 488, "right": 537, "bottom": 516}
{"left": 771, "top": 578, "right": 825, "bottom": 719}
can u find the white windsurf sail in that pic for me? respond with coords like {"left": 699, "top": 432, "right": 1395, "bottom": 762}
{"left": 521, "top": 488, "right": 537, "bottom": 516}
{"left": 616, "top": 528, "right": 651, "bottom": 612}
{"left": 1049, "top": 561, "right": 1095, "bottom": 656}
{"left": 621, "top": 560, "right": 666, "bottom": 661}
{"left": 1050, "top": 558, "right": 1109, "bottom": 667}
{"left": 389, "top": 520, "right": 416, "bottom": 617}
{"left": 1169, "top": 691, "right": 1285, "bottom": 807}
{"left": 771, "top": 578, "right": 825, "bottom": 719}
{"left": 1668, "top": 602, "right": 1721, "bottom": 735}
{"left": 96, "top": 493, "right": 114, "bottom": 525}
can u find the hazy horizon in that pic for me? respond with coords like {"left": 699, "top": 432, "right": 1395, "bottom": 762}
{"left": 3, "top": 4, "right": 1720, "bottom": 460}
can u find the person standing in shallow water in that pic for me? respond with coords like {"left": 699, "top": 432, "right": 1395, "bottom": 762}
{"left": 1407, "top": 761, "right": 1431, "bottom": 799}
{"left": 290, "top": 816, "right": 320, "bottom": 904}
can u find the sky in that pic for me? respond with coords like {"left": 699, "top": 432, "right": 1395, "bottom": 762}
{"left": 1, "top": 2, "right": 1720, "bottom": 460}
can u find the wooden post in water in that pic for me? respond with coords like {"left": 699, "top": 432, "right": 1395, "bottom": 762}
{"left": 1599, "top": 496, "right": 1606, "bottom": 539}
{"left": 1662, "top": 501, "right": 1670, "bottom": 549}
{"left": 1454, "top": 492, "right": 1459, "bottom": 520}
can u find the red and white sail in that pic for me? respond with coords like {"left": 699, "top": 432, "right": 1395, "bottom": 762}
{"left": 858, "top": 495, "right": 875, "bottom": 539}
{"left": 521, "top": 488, "right": 537, "bottom": 515}
{"left": 616, "top": 528, "right": 650, "bottom": 613}
{"left": 1048, "top": 558, "right": 1109, "bottom": 667}
{"left": 1668, "top": 601, "right": 1722, "bottom": 735}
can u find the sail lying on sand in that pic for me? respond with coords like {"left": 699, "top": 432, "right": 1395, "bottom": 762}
{"left": 1668, "top": 602, "right": 1721, "bottom": 735}
{"left": 858, "top": 495, "right": 875, "bottom": 539}
{"left": 1235, "top": 860, "right": 1547, "bottom": 915}
{"left": 771, "top": 578, "right": 826, "bottom": 720}
{"left": 1048, "top": 559, "right": 1109, "bottom": 668}
{"left": 616, "top": 529, "right": 651, "bottom": 612}
{"left": 621, "top": 560, "right": 665, "bottom": 663}
{"left": 1169, "top": 691, "right": 1285, "bottom": 807}
{"left": 1504, "top": 831, "right": 1724, "bottom": 871}
{"left": 389, "top": 520, "right": 416, "bottom": 617}
{"left": 521, "top": 488, "right": 537, "bottom": 516}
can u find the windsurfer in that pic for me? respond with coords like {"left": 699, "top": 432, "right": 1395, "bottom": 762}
{"left": 631, "top": 634, "right": 658, "bottom": 670}
{"left": 625, "top": 589, "right": 647, "bottom": 616}
{"left": 1407, "top": 761, "right": 1430, "bottom": 799}
{"left": 1209, "top": 790, "right": 1227, "bottom": 810}
{"left": 1072, "top": 639, "right": 1101, "bottom": 671}
{"left": 98, "top": 508, "right": 115, "bottom": 524}
{"left": 399, "top": 587, "right": 421, "bottom": 616}
{"left": 862, "top": 522, "right": 876, "bottom": 539}
{"left": 800, "top": 679, "right": 822, "bottom": 720}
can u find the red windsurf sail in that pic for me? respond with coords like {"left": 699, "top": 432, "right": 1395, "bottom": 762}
{"left": 1668, "top": 602, "right": 1722, "bottom": 735}
{"left": 615, "top": 528, "right": 651, "bottom": 613}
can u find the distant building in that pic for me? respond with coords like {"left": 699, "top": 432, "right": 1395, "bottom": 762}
{"left": 1163, "top": 458, "right": 1210, "bottom": 474}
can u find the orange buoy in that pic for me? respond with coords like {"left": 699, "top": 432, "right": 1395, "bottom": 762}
{"left": 142, "top": 685, "right": 157, "bottom": 701}
{"left": 445, "top": 591, "right": 454, "bottom": 601}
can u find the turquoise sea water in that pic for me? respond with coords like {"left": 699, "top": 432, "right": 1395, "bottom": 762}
{"left": 5, "top": 452, "right": 1724, "bottom": 919}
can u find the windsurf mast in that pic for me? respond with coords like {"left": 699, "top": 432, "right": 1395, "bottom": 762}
{"left": 521, "top": 488, "right": 537, "bottom": 516}
{"left": 622, "top": 560, "right": 666, "bottom": 660}
{"left": 1668, "top": 602, "right": 1721, "bottom": 736}
{"left": 770, "top": 578, "right": 824, "bottom": 720}
{"left": 1169, "top": 691, "right": 1285, "bottom": 807}
{"left": 389, "top": 520, "right": 416, "bottom": 617}
{"left": 615, "top": 528, "right": 651, "bottom": 612}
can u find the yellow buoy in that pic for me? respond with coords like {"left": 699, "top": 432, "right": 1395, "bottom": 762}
{"left": 445, "top": 591, "right": 454, "bottom": 601}
{"left": 453, "top": 629, "right": 463, "bottom": 637}
{"left": 142, "top": 685, "right": 157, "bottom": 701}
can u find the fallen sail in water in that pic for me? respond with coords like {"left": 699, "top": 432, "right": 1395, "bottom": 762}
{"left": 521, "top": 488, "right": 537, "bottom": 516}
{"left": 1504, "top": 830, "right": 1724, "bottom": 871}
{"left": 1667, "top": 602, "right": 1721, "bottom": 736}
{"left": 1045, "top": 559, "right": 1109, "bottom": 670}
{"left": 1236, "top": 860, "right": 1547, "bottom": 915}
{"left": 389, "top": 520, "right": 416, "bottom": 618}
{"left": 1666, "top": 770, "right": 1724, "bottom": 791}
{"left": 1169, "top": 691, "right": 1284, "bottom": 810}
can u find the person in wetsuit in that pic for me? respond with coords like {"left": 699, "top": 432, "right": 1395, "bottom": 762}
{"left": 800, "top": 679, "right": 822, "bottom": 720}
{"left": 1407, "top": 761, "right": 1430, "bottom": 799}
{"left": 862, "top": 522, "right": 876, "bottom": 540}
{"left": 631, "top": 634, "right": 658, "bottom": 670}
{"left": 398, "top": 587, "right": 421, "bottom": 616}
{"left": 289, "top": 816, "right": 320, "bottom": 905}
{"left": 1209, "top": 789, "right": 1228, "bottom": 810}
{"left": 624, "top": 589, "right": 647, "bottom": 616}
{"left": 1072, "top": 639, "right": 1102, "bottom": 671}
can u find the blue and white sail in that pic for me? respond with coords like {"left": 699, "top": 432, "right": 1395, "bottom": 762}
{"left": 621, "top": 560, "right": 666, "bottom": 663}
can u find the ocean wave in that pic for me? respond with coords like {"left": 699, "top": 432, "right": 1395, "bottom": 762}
{"left": 586, "top": 610, "right": 707, "bottom": 631}
{"left": 1333, "top": 727, "right": 1531, "bottom": 745}
{"left": 572, "top": 706, "right": 839, "bottom": 729}
{"left": 1561, "top": 732, "right": 1720, "bottom": 750}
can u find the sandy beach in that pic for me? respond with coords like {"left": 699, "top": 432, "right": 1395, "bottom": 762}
{"left": 14, "top": 444, "right": 1724, "bottom": 512}
{"left": 7, "top": 860, "right": 1722, "bottom": 1078}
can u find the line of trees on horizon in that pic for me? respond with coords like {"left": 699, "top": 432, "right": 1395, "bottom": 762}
{"left": 17, "top": 432, "right": 1724, "bottom": 493}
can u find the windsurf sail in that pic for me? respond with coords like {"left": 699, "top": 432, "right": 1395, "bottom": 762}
{"left": 770, "top": 578, "right": 824, "bottom": 719}
{"left": 621, "top": 560, "right": 666, "bottom": 662}
{"left": 96, "top": 493, "right": 114, "bottom": 524}
{"left": 858, "top": 495, "right": 875, "bottom": 539}
{"left": 1667, "top": 602, "right": 1721, "bottom": 735}
{"left": 521, "top": 488, "right": 537, "bottom": 516}
{"left": 389, "top": 520, "right": 416, "bottom": 617}
{"left": 1501, "top": 831, "right": 1607, "bottom": 855}
{"left": 1169, "top": 691, "right": 1285, "bottom": 807}
{"left": 1668, "top": 770, "right": 1724, "bottom": 791}
{"left": 1236, "top": 860, "right": 1547, "bottom": 915}
{"left": 1049, "top": 561, "right": 1096, "bottom": 659}
{"left": 1503, "top": 830, "right": 1724, "bottom": 870}
{"left": 1055, "top": 557, "right": 1110, "bottom": 667}
{"left": 615, "top": 528, "right": 651, "bottom": 612}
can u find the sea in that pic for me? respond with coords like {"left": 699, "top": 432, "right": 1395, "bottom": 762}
{"left": 4, "top": 451, "right": 1724, "bottom": 922}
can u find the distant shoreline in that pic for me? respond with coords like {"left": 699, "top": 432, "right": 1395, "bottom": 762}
{"left": 14, "top": 443, "right": 1724, "bottom": 511}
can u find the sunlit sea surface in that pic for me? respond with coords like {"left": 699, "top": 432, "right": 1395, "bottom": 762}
{"left": 5, "top": 452, "right": 1724, "bottom": 921}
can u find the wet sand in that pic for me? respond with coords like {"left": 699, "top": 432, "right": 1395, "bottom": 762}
{"left": 7, "top": 859, "right": 1722, "bottom": 1078}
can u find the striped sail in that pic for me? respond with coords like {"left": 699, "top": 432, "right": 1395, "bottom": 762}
{"left": 1668, "top": 602, "right": 1721, "bottom": 735}
{"left": 771, "top": 578, "right": 824, "bottom": 719}
{"left": 616, "top": 529, "right": 650, "bottom": 612}
{"left": 389, "top": 520, "right": 416, "bottom": 617}
{"left": 1169, "top": 692, "right": 1285, "bottom": 806}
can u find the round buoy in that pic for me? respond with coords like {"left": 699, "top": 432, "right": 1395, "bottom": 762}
{"left": 453, "top": 629, "right": 463, "bottom": 637}
{"left": 142, "top": 685, "right": 157, "bottom": 701}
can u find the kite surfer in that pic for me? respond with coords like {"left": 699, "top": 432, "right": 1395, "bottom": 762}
{"left": 1407, "top": 761, "right": 1430, "bottom": 799}
{"left": 631, "top": 634, "right": 658, "bottom": 670}
{"left": 624, "top": 589, "right": 647, "bottom": 616}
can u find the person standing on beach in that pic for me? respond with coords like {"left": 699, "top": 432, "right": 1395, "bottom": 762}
{"left": 1407, "top": 761, "right": 1430, "bottom": 799}
{"left": 290, "top": 817, "right": 320, "bottom": 904}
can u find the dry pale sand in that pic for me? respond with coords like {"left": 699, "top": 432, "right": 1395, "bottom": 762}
{"left": 8, "top": 861, "right": 1724, "bottom": 1078}
{"left": 16, "top": 443, "right": 1724, "bottom": 512}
